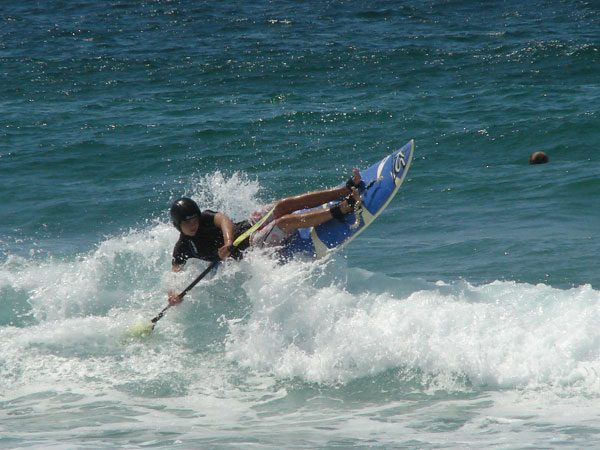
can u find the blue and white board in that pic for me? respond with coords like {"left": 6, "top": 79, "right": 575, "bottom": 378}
{"left": 283, "top": 139, "right": 414, "bottom": 259}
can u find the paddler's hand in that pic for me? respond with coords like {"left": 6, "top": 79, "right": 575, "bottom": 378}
{"left": 217, "top": 243, "right": 233, "bottom": 260}
{"left": 168, "top": 292, "right": 183, "bottom": 306}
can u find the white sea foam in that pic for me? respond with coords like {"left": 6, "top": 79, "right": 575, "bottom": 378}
{"left": 184, "top": 171, "right": 264, "bottom": 222}
{"left": 226, "top": 255, "right": 600, "bottom": 395}
{"left": 2, "top": 172, "right": 600, "bottom": 403}
{"left": 2, "top": 171, "right": 600, "bottom": 450}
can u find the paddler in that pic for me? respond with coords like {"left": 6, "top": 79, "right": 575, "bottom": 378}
{"left": 167, "top": 170, "right": 363, "bottom": 305}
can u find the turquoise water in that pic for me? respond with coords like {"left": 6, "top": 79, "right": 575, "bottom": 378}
{"left": 2, "top": 1, "right": 600, "bottom": 448}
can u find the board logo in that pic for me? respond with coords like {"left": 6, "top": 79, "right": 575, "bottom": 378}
{"left": 393, "top": 151, "right": 406, "bottom": 177}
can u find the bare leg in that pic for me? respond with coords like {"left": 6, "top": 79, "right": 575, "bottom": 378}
{"left": 274, "top": 168, "right": 361, "bottom": 216}
{"left": 276, "top": 187, "right": 361, "bottom": 234}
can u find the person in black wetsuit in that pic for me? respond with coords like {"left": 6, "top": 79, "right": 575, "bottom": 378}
{"left": 167, "top": 170, "right": 363, "bottom": 306}
{"left": 170, "top": 199, "right": 251, "bottom": 267}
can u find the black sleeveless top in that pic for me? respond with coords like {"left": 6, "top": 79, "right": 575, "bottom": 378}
{"left": 172, "top": 210, "right": 251, "bottom": 266}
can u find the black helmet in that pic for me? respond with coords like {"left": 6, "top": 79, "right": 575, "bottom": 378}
{"left": 170, "top": 197, "right": 201, "bottom": 230}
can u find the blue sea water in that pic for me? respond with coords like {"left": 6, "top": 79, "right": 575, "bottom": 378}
{"left": 1, "top": 0, "right": 600, "bottom": 448}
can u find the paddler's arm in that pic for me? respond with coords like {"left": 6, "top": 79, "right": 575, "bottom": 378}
{"left": 214, "top": 212, "right": 235, "bottom": 260}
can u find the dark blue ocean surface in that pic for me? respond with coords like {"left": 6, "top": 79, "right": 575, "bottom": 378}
{"left": 1, "top": 1, "right": 599, "bottom": 448}
{"left": 2, "top": 1, "right": 598, "bottom": 285}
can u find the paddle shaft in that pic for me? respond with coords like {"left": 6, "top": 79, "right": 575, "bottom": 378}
{"left": 151, "top": 258, "right": 221, "bottom": 326}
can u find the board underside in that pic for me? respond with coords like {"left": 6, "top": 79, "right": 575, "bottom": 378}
{"left": 283, "top": 139, "right": 414, "bottom": 259}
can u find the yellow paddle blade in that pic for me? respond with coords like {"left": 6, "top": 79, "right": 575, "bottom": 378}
{"left": 127, "top": 321, "right": 154, "bottom": 337}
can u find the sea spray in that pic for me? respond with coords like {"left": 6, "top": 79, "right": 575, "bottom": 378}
{"left": 226, "top": 263, "right": 600, "bottom": 396}
{"left": 4, "top": 171, "right": 600, "bottom": 401}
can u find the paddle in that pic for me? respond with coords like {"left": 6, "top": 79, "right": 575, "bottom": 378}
{"left": 127, "top": 206, "right": 275, "bottom": 337}
{"left": 127, "top": 259, "right": 220, "bottom": 336}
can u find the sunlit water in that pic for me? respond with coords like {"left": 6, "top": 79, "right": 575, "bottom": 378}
{"left": 2, "top": 1, "right": 599, "bottom": 448}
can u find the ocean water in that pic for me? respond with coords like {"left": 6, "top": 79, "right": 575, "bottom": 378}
{"left": 1, "top": 0, "right": 599, "bottom": 448}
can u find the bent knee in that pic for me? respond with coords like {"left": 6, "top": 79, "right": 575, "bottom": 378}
{"left": 273, "top": 197, "right": 297, "bottom": 216}
{"left": 274, "top": 214, "right": 300, "bottom": 233}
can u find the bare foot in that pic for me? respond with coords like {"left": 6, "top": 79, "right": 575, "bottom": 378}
{"left": 350, "top": 168, "right": 361, "bottom": 188}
